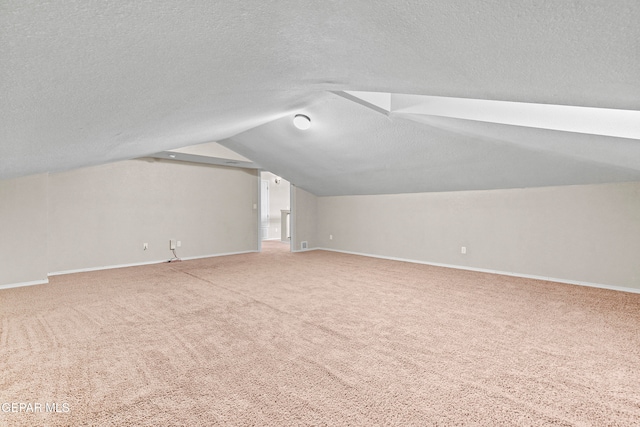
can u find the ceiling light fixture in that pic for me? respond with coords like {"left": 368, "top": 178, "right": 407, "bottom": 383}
{"left": 168, "top": 154, "right": 176, "bottom": 158}
{"left": 293, "top": 114, "right": 311, "bottom": 130}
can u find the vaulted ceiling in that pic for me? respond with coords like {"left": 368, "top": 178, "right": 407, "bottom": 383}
{"left": 2, "top": 1, "right": 639, "bottom": 195}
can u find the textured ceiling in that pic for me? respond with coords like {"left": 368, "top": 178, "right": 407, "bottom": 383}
{"left": 1, "top": 1, "right": 639, "bottom": 195}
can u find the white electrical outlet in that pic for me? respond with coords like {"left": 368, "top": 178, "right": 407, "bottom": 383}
{"left": 301, "top": 241, "right": 308, "bottom": 250}
{"left": 461, "top": 246, "right": 467, "bottom": 254}
{"left": 143, "top": 243, "right": 148, "bottom": 250}
{"left": 177, "top": 241, "right": 181, "bottom": 248}
{"left": 170, "top": 239, "right": 176, "bottom": 250}
{"left": 329, "top": 234, "right": 333, "bottom": 240}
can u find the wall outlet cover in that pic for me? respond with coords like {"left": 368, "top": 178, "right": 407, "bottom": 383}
{"left": 301, "top": 241, "right": 308, "bottom": 249}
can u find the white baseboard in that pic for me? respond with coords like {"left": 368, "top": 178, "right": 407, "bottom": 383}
{"left": 49, "top": 259, "right": 168, "bottom": 276}
{"left": 8, "top": 248, "right": 636, "bottom": 295}
{"left": 48, "top": 250, "right": 258, "bottom": 277}
{"left": 0, "top": 278, "right": 49, "bottom": 290}
{"left": 315, "top": 247, "right": 640, "bottom": 295}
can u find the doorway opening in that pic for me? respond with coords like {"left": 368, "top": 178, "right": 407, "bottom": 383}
{"left": 259, "top": 171, "right": 291, "bottom": 252}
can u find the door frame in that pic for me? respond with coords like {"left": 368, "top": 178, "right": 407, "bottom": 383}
{"left": 257, "top": 171, "right": 292, "bottom": 252}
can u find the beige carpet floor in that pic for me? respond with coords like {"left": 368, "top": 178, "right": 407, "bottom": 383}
{"left": 1, "top": 241, "right": 640, "bottom": 426}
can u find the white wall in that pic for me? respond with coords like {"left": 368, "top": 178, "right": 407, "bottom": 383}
{"left": 3, "top": 165, "right": 638, "bottom": 292}
{"left": 0, "top": 174, "right": 49, "bottom": 287}
{"left": 317, "top": 182, "right": 640, "bottom": 290}
{"left": 0, "top": 159, "right": 258, "bottom": 287}
{"left": 48, "top": 159, "right": 258, "bottom": 273}
{"left": 292, "top": 186, "right": 318, "bottom": 251}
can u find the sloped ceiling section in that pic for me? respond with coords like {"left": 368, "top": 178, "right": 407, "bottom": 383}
{"left": 219, "top": 92, "right": 640, "bottom": 196}
{"left": 1, "top": 1, "right": 640, "bottom": 195}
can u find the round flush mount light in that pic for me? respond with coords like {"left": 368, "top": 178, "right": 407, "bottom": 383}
{"left": 168, "top": 154, "right": 176, "bottom": 158}
{"left": 293, "top": 114, "right": 311, "bottom": 130}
